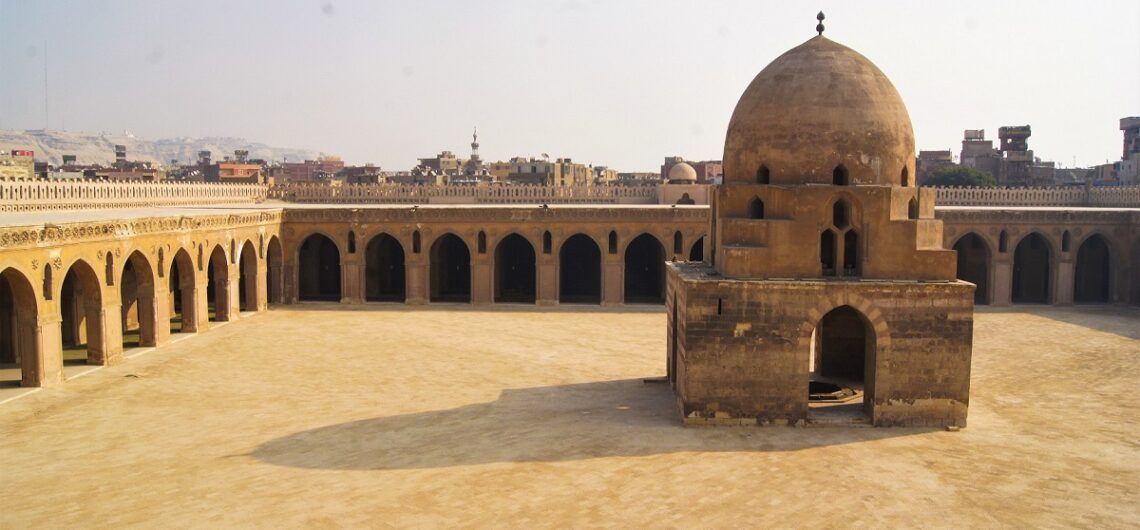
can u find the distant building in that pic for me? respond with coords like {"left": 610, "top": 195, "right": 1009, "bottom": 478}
{"left": 952, "top": 127, "right": 1056, "bottom": 186}
{"left": 0, "top": 150, "right": 35, "bottom": 179}
{"left": 1117, "top": 117, "right": 1140, "bottom": 185}
{"left": 282, "top": 156, "right": 345, "bottom": 182}
{"left": 616, "top": 172, "right": 661, "bottom": 185}
{"left": 916, "top": 150, "right": 953, "bottom": 184}
{"left": 593, "top": 165, "right": 618, "bottom": 184}
{"left": 338, "top": 164, "right": 383, "bottom": 184}
{"left": 660, "top": 156, "right": 721, "bottom": 184}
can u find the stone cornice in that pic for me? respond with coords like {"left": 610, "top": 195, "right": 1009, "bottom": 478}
{"left": 280, "top": 206, "right": 711, "bottom": 224}
{"left": 0, "top": 210, "right": 283, "bottom": 250}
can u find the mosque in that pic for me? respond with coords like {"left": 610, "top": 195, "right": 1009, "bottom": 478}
{"left": 0, "top": 15, "right": 1136, "bottom": 432}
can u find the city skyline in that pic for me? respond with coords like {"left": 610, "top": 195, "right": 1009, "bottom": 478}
{"left": 1, "top": 1, "right": 1137, "bottom": 171}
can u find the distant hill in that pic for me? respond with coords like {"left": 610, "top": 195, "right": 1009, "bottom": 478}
{"left": 0, "top": 129, "right": 322, "bottom": 166}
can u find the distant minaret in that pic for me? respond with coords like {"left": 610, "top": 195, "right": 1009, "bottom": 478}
{"left": 470, "top": 127, "right": 481, "bottom": 163}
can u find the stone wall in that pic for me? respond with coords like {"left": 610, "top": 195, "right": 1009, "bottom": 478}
{"left": 270, "top": 183, "right": 668, "bottom": 205}
{"left": 934, "top": 185, "right": 1140, "bottom": 207}
{"left": 0, "top": 179, "right": 269, "bottom": 212}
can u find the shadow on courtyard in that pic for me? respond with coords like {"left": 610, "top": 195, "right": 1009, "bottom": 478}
{"left": 975, "top": 305, "right": 1139, "bottom": 340}
{"left": 251, "top": 378, "right": 934, "bottom": 471}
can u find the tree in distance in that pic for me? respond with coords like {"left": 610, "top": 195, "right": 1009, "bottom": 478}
{"left": 924, "top": 165, "right": 997, "bottom": 187}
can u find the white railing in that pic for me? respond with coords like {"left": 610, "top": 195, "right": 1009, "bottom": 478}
{"left": 0, "top": 179, "right": 269, "bottom": 213}
{"left": 268, "top": 183, "right": 661, "bottom": 205}
{"left": 932, "top": 185, "right": 1140, "bottom": 208}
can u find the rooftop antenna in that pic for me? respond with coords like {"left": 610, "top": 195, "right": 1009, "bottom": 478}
{"left": 816, "top": 11, "right": 825, "bottom": 36}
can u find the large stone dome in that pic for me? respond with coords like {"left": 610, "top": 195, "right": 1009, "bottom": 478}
{"left": 723, "top": 35, "right": 915, "bottom": 186}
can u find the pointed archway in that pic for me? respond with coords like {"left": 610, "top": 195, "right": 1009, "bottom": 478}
{"left": 809, "top": 305, "right": 876, "bottom": 419}
{"left": 365, "top": 233, "right": 406, "bottom": 302}
{"left": 207, "top": 245, "right": 231, "bottom": 321}
{"left": 559, "top": 234, "right": 601, "bottom": 304}
{"left": 624, "top": 234, "right": 665, "bottom": 304}
{"left": 169, "top": 249, "right": 198, "bottom": 333}
{"left": 267, "top": 236, "right": 283, "bottom": 304}
{"left": 1012, "top": 233, "right": 1051, "bottom": 304}
{"left": 953, "top": 233, "right": 991, "bottom": 305}
{"left": 60, "top": 260, "right": 105, "bottom": 365}
{"left": 239, "top": 241, "right": 259, "bottom": 312}
{"left": 298, "top": 234, "right": 342, "bottom": 302}
{"left": 120, "top": 251, "right": 157, "bottom": 348}
{"left": 494, "top": 234, "right": 536, "bottom": 304}
{"left": 688, "top": 236, "right": 705, "bottom": 262}
{"left": 430, "top": 234, "right": 471, "bottom": 303}
{"left": 0, "top": 268, "right": 40, "bottom": 387}
{"left": 1074, "top": 234, "right": 1111, "bottom": 304}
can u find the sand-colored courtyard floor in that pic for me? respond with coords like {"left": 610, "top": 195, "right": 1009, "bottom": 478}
{"left": 2, "top": 305, "right": 1139, "bottom": 528}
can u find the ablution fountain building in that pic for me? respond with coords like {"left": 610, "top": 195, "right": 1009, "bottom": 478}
{"left": 1, "top": 20, "right": 1138, "bottom": 428}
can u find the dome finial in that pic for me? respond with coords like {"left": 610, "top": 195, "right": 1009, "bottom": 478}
{"left": 816, "top": 11, "right": 825, "bottom": 36}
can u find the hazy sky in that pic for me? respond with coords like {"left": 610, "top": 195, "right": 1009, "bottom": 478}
{"left": 1, "top": 1, "right": 1138, "bottom": 171}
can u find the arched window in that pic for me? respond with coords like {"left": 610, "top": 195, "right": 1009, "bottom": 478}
{"left": 832, "top": 200, "right": 849, "bottom": 229}
{"left": 158, "top": 247, "right": 165, "bottom": 277}
{"left": 673, "top": 231, "right": 683, "bottom": 255}
{"left": 230, "top": 239, "right": 237, "bottom": 263}
{"left": 749, "top": 197, "right": 765, "bottom": 219}
{"left": 821, "top": 230, "right": 837, "bottom": 276}
{"left": 197, "top": 245, "right": 204, "bottom": 271}
{"left": 43, "top": 266, "right": 53, "bottom": 300}
{"left": 999, "top": 230, "right": 1009, "bottom": 253}
{"left": 901, "top": 166, "right": 909, "bottom": 187}
{"left": 543, "top": 231, "right": 552, "bottom": 254}
{"left": 832, "top": 164, "right": 849, "bottom": 186}
{"left": 1061, "top": 231, "right": 1071, "bottom": 253}
{"left": 105, "top": 252, "right": 115, "bottom": 286}
{"left": 843, "top": 230, "right": 859, "bottom": 276}
{"left": 348, "top": 231, "right": 357, "bottom": 254}
{"left": 608, "top": 231, "right": 618, "bottom": 254}
{"left": 478, "top": 231, "right": 487, "bottom": 254}
{"left": 757, "top": 165, "right": 770, "bottom": 184}
{"left": 413, "top": 230, "right": 421, "bottom": 254}
{"left": 908, "top": 197, "right": 918, "bottom": 220}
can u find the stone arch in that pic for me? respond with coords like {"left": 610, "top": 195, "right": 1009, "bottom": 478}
{"left": 430, "top": 233, "right": 471, "bottom": 303}
{"left": 952, "top": 232, "right": 992, "bottom": 305}
{"left": 559, "top": 233, "right": 602, "bottom": 304}
{"left": 907, "top": 197, "right": 918, "bottom": 220}
{"left": 298, "top": 233, "right": 342, "bottom": 302}
{"left": 832, "top": 164, "right": 850, "bottom": 186}
{"left": 901, "top": 166, "right": 909, "bottom": 187}
{"left": 820, "top": 229, "right": 837, "bottom": 276}
{"left": 365, "top": 233, "right": 406, "bottom": 303}
{"left": 266, "top": 236, "right": 283, "bottom": 304}
{"left": 1, "top": 267, "right": 42, "bottom": 387}
{"left": 623, "top": 233, "right": 665, "bottom": 304}
{"left": 749, "top": 197, "right": 765, "bottom": 220}
{"left": 1074, "top": 233, "right": 1111, "bottom": 304}
{"left": 238, "top": 240, "right": 259, "bottom": 311}
{"left": 207, "top": 245, "right": 231, "bottom": 321}
{"left": 494, "top": 233, "right": 536, "bottom": 304}
{"left": 169, "top": 248, "right": 198, "bottom": 333}
{"left": 799, "top": 295, "right": 891, "bottom": 419}
{"left": 59, "top": 259, "right": 106, "bottom": 365}
{"left": 1012, "top": 231, "right": 1053, "bottom": 304}
{"left": 120, "top": 250, "right": 158, "bottom": 348}
{"left": 757, "top": 164, "right": 770, "bottom": 184}
{"left": 688, "top": 236, "right": 705, "bottom": 262}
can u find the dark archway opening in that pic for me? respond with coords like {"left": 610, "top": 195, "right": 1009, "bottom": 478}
{"left": 624, "top": 233, "right": 665, "bottom": 304}
{"left": 430, "top": 234, "right": 471, "bottom": 303}
{"left": 907, "top": 197, "right": 918, "bottom": 220}
{"left": 0, "top": 269, "right": 38, "bottom": 387}
{"left": 820, "top": 230, "right": 836, "bottom": 276}
{"left": 239, "top": 241, "right": 258, "bottom": 311}
{"left": 120, "top": 251, "right": 157, "bottom": 348}
{"left": 749, "top": 197, "right": 765, "bottom": 219}
{"left": 688, "top": 237, "right": 705, "bottom": 262}
{"left": 833, "top": 164, "right": 849, "bottom": 186}
{"left": 267, "top": 237, "right": 283, "bottom": 304}
{"left": 1012, "top": 233, "right": 1051, "bottom": 304}
{"left": 495, "top": 234, "right": 536, "bottom": 304}
{"left": 169, "top": 250, "right": 196, "bottom": 333}
{"left": 559, "top": 234, "right": 601, "bottom": 304}
{"left": 206, "top": 246, "right": 230, "bottom": 321}
{"left": 811, "top": 305, "right": 875, "bottom": 418}
{"left": 757, "top": 165, "right": 770, "bottom": 184}
{"left": 953, "top": 233, "right": 991, "bottom": 304}
{"left": 1131, "top": 239, "right": 1140, "bottom": 305}
{"left": 1074, "top": 235, "right": 1110, "bottom": 304}
{"left": 60, "top": 261, "right": 103, "bottom": 365}
{"left": 299, "top": 234, "right": 342, "bottom": 302}
{"left": 365, "top": 234, "right": 406, "bottom": 302}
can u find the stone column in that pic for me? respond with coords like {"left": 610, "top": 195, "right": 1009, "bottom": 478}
{"left": 223, "top": 267, "right": 242, "bottom": 319}
{"left": 191, "top": 271, "right": 210, "bottom": 332}
{"left": 992, "top": 256, "right": 1012, "bottom": 306}
{"left": 282, "top": 262, "right": 297, "bottom": 304}
{"left": 255, "top": 261, "right": 268, "bottom": 311}
{"left": 405, "top": 253, "right": 427, "bottom": 305}
{"left": 33, "top": 312, "right": 64, "bottom": 387}
{"left": 93, "top": 297, "right": 124, "bottom": 366}
{"left": 603, "top": 254, "right": 623, "bottom": 306}
{"left": 153, "top": 284, "right": 172, "bottom": 347}
{"left": 537, "top": 253, "right": 557, "bottom": 306}
{"left": 341, "top": 255, "right": 363, "bottom": 304}
{"left": 1055, "top": 256, "right": 1074, "bottom": 305}
{"left": 472, "top": 252, "right": 491, "bottom": 305}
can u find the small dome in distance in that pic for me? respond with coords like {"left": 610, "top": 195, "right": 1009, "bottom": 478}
{"left": 668, "top": 162, "right": 698, "bottom": 183}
